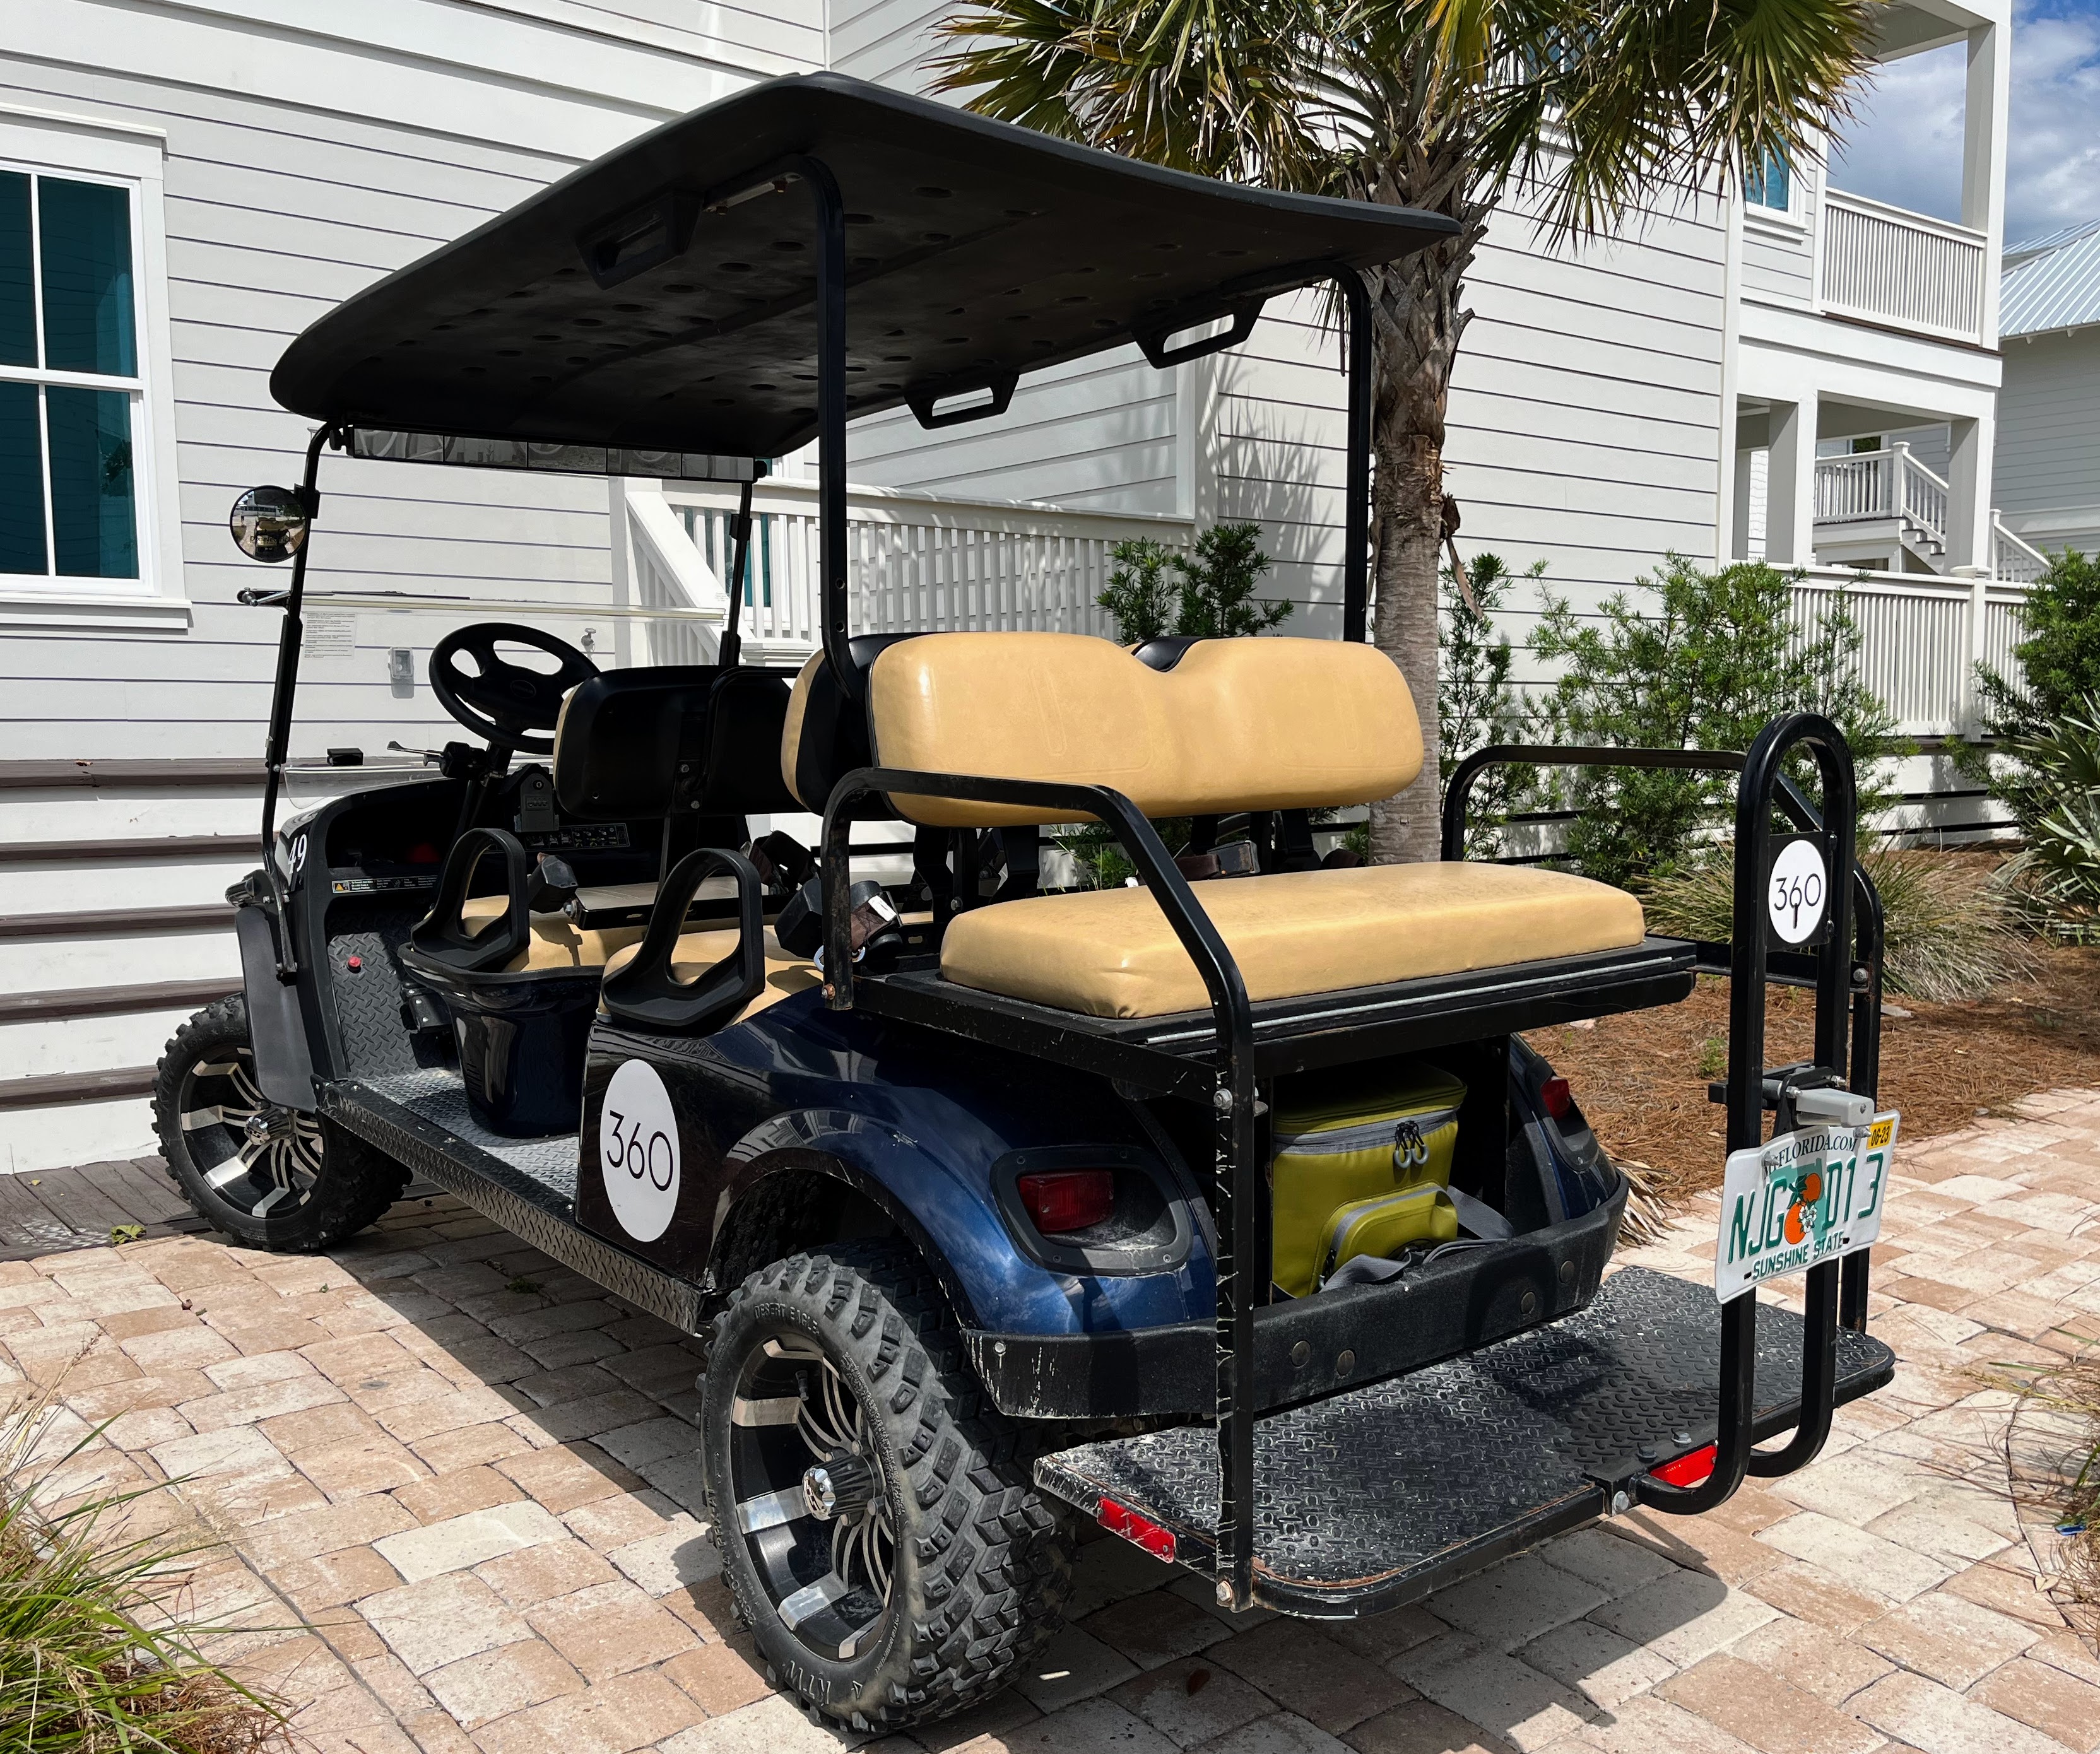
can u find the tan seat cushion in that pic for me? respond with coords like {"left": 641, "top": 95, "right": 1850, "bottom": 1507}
{"left": 868, "top": 633, "right": 1422, "bottom": 828}
{"left": 601, "top": 926, "right": 821, "bottom": 1021}
{"left": 461, "top": 897, "right": 644, "bottom": 973}
{"left": 939, "top": 862, "right": 1646, "bottom": 1019}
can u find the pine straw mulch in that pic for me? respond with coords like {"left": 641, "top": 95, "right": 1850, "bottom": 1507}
{"left": 1527, "top": 942, "right": 2100, "bottom": 1207}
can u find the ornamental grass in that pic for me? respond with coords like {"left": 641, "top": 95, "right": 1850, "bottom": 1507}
{"left": 0, "top": 1387, "right": 287, "bottom": 1754}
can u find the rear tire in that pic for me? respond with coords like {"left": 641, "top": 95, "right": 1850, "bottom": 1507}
{"left": 703, "top": 1243, "right": 1073, "bottom": 1733}
{"left": 152, "top": 994, "right": 407, "bottom": 1252}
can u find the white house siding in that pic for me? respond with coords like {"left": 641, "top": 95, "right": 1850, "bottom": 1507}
{"left": 1993, "top": 329, "right": 2100, "bottom": 553}
{"left": 0, "top": 1, "right": 818, "bottom": 1171}
{"left": 1, "top": 2, "right": 822, "bottom": 765}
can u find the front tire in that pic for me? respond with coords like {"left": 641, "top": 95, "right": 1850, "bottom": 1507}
{"left": 703, "top": 1244, "right": 1073, "bottom": 1733}
{"left": 152, "top": 994, "right": 406, "bottom": 1252}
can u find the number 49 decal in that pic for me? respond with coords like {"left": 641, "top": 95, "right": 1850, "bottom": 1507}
{"left": 599, "top": 1059, "right": 681, "bottom": 1242}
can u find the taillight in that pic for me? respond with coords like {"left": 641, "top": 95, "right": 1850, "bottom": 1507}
{"left": 1649, "top": 1443, "right": 1717, "bottom": 1489}
{"left": 1541, "top": 1076, "right": 1574, "bottom": 1121}
{"left": 1017, "top": 1168, "right": 1115, "bottom": 1233}
{"left": 1098, "top": 1497, "right": 1177, "bottom": 1560}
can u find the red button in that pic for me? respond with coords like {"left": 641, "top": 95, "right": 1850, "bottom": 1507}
{"left": 345, "top": 955, "right": 363, "bottom": 972}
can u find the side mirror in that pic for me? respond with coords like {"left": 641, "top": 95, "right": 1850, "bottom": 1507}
{"left": 229, "top": 486, "right": 309, "bottom": 563}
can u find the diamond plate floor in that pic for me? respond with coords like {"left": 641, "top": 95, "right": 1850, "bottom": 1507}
{"left": 361, "top": 1066, "right": 579, "bottom": 1200}
{"left": 1037, "top": 1266, "right": 1894, "bottom": 1614}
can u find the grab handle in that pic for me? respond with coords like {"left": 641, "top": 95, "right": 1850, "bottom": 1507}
{"left": 410, "top": 827, "right": 531, "bottom": 974}
{"left": 600, "top": 847, "right": 765, "bottom": 1032}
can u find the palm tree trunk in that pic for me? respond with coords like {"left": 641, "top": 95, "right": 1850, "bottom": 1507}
{"left": 1359, "top": 145, "right": 1485, "bottom": 864}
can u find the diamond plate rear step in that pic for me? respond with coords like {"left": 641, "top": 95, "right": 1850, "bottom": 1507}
{"left": 1034, "top": 1266, "right": 1892, "bottom": 1617}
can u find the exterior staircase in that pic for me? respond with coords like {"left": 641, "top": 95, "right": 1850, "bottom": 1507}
{"left": 1813, "top": 444, "right": 2048, "bottom": 582}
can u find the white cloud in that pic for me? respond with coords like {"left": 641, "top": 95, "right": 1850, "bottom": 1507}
{"left": 1823, "top": 1, "right": 2100, "bottom": 245}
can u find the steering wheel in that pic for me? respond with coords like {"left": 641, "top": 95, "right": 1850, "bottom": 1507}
{"left": 429, "top": 623, "right": 598, "bottom": 755}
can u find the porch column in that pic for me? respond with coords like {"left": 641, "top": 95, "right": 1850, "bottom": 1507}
{"left": 1731, "top": 446, "right": 1757, "bottom": 561}
{"left": 1963, "top": 21, "right": 2009, "bottom": 341}
{"left": 1762, "top": 396, "right": 1814, "bottom": 565}
{"left": 1945, "top": 413, "right": 1993, "bottom": 574}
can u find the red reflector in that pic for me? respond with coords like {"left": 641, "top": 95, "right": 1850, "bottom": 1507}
{"left": 1650, "top": 1443, "right": 1717, "bottom": 1488}
{"left": 1098, "top": 1497, "right": 1177, "bottom": 1562}
{"left": 1017, "top": 1169, "right": 1115, "bottom": 1233}
{"left": 1541, "top": 1076, "right": 1574, "bottom": 1121}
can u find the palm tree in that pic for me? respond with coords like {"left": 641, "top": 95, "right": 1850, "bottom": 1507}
{"left": 933, "top": 0, "right": 1877, "bottom": 860}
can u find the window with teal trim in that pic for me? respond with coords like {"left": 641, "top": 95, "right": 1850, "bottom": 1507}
{"left": 0, "top": 167, "right": 142, "bottom": 580}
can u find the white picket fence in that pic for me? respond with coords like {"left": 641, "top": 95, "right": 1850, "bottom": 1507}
{"left": 657, "top": 477, "right": 1192, "bottom": 656}
{"left": 1790, "top": 567, "right": 2031, "bottom": 737}
{"left": 623, "top": 479, "right": 2032, "bottom": 741}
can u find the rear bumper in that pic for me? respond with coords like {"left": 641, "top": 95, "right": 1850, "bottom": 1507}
{"left": 965, "top": 1176, "right": 1627, "bottom": 1420}
{"left": 1033, "top": 1265, "right": 1894, "bottom": 1618}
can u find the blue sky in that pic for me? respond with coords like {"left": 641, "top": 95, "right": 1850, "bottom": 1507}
{"left": 1826, "top": 0, "right": 2099, "bottom": 244}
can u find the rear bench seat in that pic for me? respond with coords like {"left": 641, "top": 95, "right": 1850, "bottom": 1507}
{"left": 854, "top": 632, "right": 1644, "bottom": 1020}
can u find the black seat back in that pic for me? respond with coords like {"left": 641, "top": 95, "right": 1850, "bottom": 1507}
{"left": 552, "top": 665, "right": 717, "bottom": 820}
{"left": 781, "top": 633, "right": 928, "bottom": 811}
{"left": 685, "top": 668, "right": 801, "bottom": 816}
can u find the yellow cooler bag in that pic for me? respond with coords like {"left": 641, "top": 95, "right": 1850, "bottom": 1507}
{"left": 1270, "top": 1063, "right": 1466, "bottom": 1296}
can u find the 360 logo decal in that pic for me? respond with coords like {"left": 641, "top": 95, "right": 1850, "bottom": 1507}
{"left": 599, "top": 1058, "right": 681, "bottom": 1242}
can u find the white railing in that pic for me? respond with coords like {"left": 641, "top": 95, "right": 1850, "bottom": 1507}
{"left": 1790, "top": 567, "right": 2030, "bottom": 737}
{"left": 656, "top": 477, "right": 1193, "bottom": 657}
{"left": 1819, "top": 189, "right": 1988, "bottom": 345}
{"left": 1813, "top": 450, "right": 1891, "bottom": 524}
{"left": 1812, "top": 444, "right": 1947, "bottom": 545}
{"left": 1993, "top": 519, "right": 2050, "bottom": 585}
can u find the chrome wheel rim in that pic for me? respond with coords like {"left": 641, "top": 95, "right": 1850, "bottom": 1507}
{"left": 178, "top": 1044, "right": 321, "bottom": 1216}
{"left": 727, "top": 1332, "right": 896, "bottom": 1661}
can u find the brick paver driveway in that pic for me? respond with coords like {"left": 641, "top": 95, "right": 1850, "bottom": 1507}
{"left": 6, "top": 1091, "right": 2100, "bottom": 1754}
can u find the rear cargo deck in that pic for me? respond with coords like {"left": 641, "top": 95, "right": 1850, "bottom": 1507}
{"left": 1035, "top": 1266, "right": 1893, "bottom": 1616}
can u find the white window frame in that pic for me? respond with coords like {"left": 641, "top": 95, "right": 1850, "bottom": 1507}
{"left": 0, "top": 105, "right": 186, "bottom": 633}
{"left": 1742, "top": 150, "right": 1807, "bottom": 233}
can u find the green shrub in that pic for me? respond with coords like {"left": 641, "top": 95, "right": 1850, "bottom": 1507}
{"left": 1644, "top": 844, "right": 2034, "bottom": 1001}
{"left": 1530, "top": 558, "right": 1906, "bottom": 889}
{"left": 1969, "top": 551, "right": 2100, "bottom": 846}
{"left": 1977, "top": 548, "right": 2100, "bottom": 741}
{"left": 1, "top": 1389, "right": 285, "bottom": 1754}
{"left": 2000, "top": 694, "right": 2100, "bottom": 941}
{"left": 1439, "top": 553, "right": 1540, "bottom": 859}
{"left": 1097, "top": 521, "right": 1290, "bottom": 643}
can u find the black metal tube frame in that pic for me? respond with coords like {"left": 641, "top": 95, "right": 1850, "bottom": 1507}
{"left": 716, "top": 476, "right": 757, "bottom": 671}
{"left": 818, "top": 767, "right": 1263, "bottom": 1601}
{"left": 1333, "top": 271, "right": 1372, "bottom": 645}
{"left": 1442, "top": 725, "right": 1878, "bottom": 1508}
{"left": 256, "top": 422, "right": 336, "bottom": 979}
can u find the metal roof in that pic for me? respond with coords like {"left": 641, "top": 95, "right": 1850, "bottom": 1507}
{"left": 2000, "top": 218, "right": 2100, "bottom": 339}
{"left": 271, "top": 73, "right": 1452, "bottom": 458}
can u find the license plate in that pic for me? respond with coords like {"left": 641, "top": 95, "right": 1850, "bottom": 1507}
{"left": 1714, "top": 1113, "right": 1897, "bottom": 1303}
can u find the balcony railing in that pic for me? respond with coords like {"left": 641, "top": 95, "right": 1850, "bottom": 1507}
{"left": 1819, "top": 189, "right": 1988, "bottom": 345}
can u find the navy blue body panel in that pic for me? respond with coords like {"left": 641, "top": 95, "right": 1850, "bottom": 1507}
{"left": 576, "top": 988, "right": 1218, "bottom": 1336}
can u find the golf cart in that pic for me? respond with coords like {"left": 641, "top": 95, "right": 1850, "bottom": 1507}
{"left": 153, "top": 73, "right": 1896, "bottom": 1734}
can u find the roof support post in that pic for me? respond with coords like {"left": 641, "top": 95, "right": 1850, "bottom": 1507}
{"left": 256, "top": 422, "right": 333, "bottom": 979}
{"left": 718, "top": 476, "right": 755, "bottom": 670}
{"left": 1334, "top": 272, "right": 1372, "bottom": 644}
{"left": 798, "top": 155, "right": 854, "bottom": 693}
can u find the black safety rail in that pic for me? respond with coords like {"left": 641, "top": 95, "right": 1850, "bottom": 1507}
{"left": 1443, "top": 722, "right": 1883, "bottom": 1513}
{"left": 819, "top": 712, "right": 1882, "bottom": 1604}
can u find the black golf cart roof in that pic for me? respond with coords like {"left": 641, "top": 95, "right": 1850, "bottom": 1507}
{"left": 272, "top": 73, "right": 1453, "bottom": 459}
